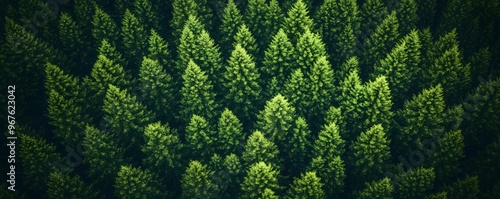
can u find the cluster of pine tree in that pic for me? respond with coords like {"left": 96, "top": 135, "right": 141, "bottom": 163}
{"left": 1, "top": 0, "right": 500, "bottom": 198}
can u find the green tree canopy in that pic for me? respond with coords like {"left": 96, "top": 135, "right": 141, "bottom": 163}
{"left": 185, "top": 114, "right": 216, "bottom": 161}
{"left": 242, "top": 130, "right": 280, "bottom": 168}
{"left": 285, "top": 171, "right": 325, "bottom": 199}
{"left": 115, "top": 165, "right": 166, "bottom": 199}
{"left": 241, "top": 162, "right": 281, "bottom": 199}
{"left": 181, "top": 160, "right": 217, "bottom": 199}
{"left": 216, "top": 108, "right": 244, "bottom": 156}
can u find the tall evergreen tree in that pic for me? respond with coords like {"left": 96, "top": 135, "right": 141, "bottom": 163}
{"left": 243, "top": 0, "right": 268, "bottom": 51}
{"left": 313, "top": 122, "right": 346, "bottom": 158}
{"left": 224, "top": 44, "right": 261, "bottom": 121}
{"left": 324, "top": 106, "right": 347, "bottom": 139}
{"left": 295, "top": 28, "right": 327, "bottom": 74}
{"left": 283, "top": 68, "right": 309, "bottom": 117}
{"left": 58, "top": 12, "right": 89, "bottom": 72}
{"left": 132, "top": 0, "right": 161, "bottom": 32}
{"left": 241, "top": 162, "right": 281, "bottom": 199}
{"left": 287, "top": 116, "right": 312, "bottom": 175}
{"left": 356, "top": 177, "right": 393, "bottom": 199}
{"left": 103, "top": 84, "right": 156, "bottom": 153}
{"left": 394, "top": 167, "right": 436, "bottom": 199}
{"left": 47, "top": 172, "right": 97, "bottom": 199}
{"left": 216, "top": 108, "right": 244, "bottom": 156}
{"left": 263, "top": 0, "right": 284, "bottom": 47}
{"left": 395, "top": 0, "right": 418, "bottom": 35}
{"left": 429, "top": 130, "right": 465, "bottom": 182}
{"left": 142, "top": 122, "right": 183, "bottom": 176}
{"left": 74, "top": 0, "right": 97, "bottom": 30}
{"left": 282, "top": 0, "right": 315, "bottom": 44}
{"left": 285, "top": 171, "right": 325, "bottom": 199}
{"left": 399, "top": 30, "right": 422, "bottom": 98}
{"left": 337, "top": 69, "right": 365, "bottom": 141}
{"left": 256, "top": 94, "right": 296, "bottom": 151}
{"left": 219, "top": 0, "right": 244, "bottom": 58}
{"left": 147, "top": 29, "right": 172, "bottom": 74}
{"left": 97, "top": 39, "right": 128, "bottom": 71}
{"left": 171, "top": 0, "right": 212, "bottom": 42}
{"left": 115, "top": 165, "right": 166, "bottom": 199}
{"left": 262, "top": 29, "right": 295, "bottom": 98}
{"left": 91, "top": 5, "right": 119, "bottom": 45}
{"left": 362, "top": 76, "right": 394, "bottom": 132}
{"left": 220, "top": 154, "right": 244, "bottom": 198}
{"left": 180, "top": 60, "right": 220, "bottom": 122}
{"left": 138, "top": 57, "right": 176, "bottom": 122}
{"left": 307, "top": 156, "right": 346, "bottom": 198}
{"left": 185, "top": 114, "right": 216, "bottom": 161}
{"left": 337, "top": 56, "right": 361, "bottom": 88}
{"left": 121, "top": 9, "right": 148, "bottom": 67}
{"left": 242, "top": 130, "right": 280, "bottom": 168}
{"left": 307, "top": 56, "right": 335, "bottom": 122}
{"left": 358, "top": 0, "right": 389, "bottom": 45}
{"left": 181, "top": 160, "right": 217, "bottom": 199}
{"left": 233, "top": 24, "right": 258, "bottom": 59}
{"left": 315, "top": 0, "right": 360, "bottom": 67}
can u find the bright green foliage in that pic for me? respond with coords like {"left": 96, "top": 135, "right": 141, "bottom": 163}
{"left": 443, "top": 104, "right": 464, "bottom": 132}
{"left": 219, "top": 0, "right": 244, "bottom": 57}
{"left": 44, "top": 63, "right": 81, "bottom": 104}
{"left": 242, "top": 130, "right": 280, "bottom": 167}
{"left": 98, "top": 39, "right": 128, "bottom": 70}
{"left": 430, "top": 130, "right": 465, "bottom": 182}
{"left": 394, "top": 167, "right": 436, "bottom": 199}
{"left": 256, "top": 94, "right": 296, "bottom": 149}
{"left": 307, "top": 56, "right": 335, "bottom": 121}
{"left": 19, "top": 134, "right": 61, "bottom": 196}
{"left": 424, "top": 29, "right": 457, "bottom": 67}
{"left": 176, "top": 26, "right": 197, "bottom": 77}
{"left": 121, "top": 9, "right": 148, "bottom": 65}
{"left": 282, "top": 0, "right": 315, "bottom": 44}
{"left": 359, "top": 0, "right": 389, "bottom": 43}
{"left": 115, "top": 165, "right": 166, "bottom": 199}
{"left": 283, "top": 68, "right": 309, "bottom": 117}
{"left": 350, "top": 124, "right": 391, "bottom": 183}
{"left": 263, "top": 0, "right": 284, "bottom": 47}
{"left": 216, "top": 108, "right": 244, "bottom": 156}
{"left": 181, "top": 160, "right": 217, "bottom": 199}
{"left": 287, "top": 117, "right": 312, "bottom": 175}
{"left": 142, "top": 122, "right": 183, "bottom": 175}
{"left": 180, "top": 60, "right": 220, "bottom": 122}
{"left": 356, "top": 177, "right": 393, "bottom": 199}
{"left": 244, "top": 0, "right": 281, "bottom": 50}
{"left": 315, "top": 0, "right": 360, "bottom": 66}
{"left": 399, "top": 30, "right": 422, "bottom": 98}
{"left": 221, "top": 154, "right": 244, "bottom": 197}
{"left": 185, "top": 115, "right": 216, "bottom": 161}
{"left": 262, "top": 29, "right": 296, "bottom": 98}
{"left": 337, "top": 69, "right": 365, "bottom": 140}
{"left": 171, "top": 0, "right": 211, "bottom": 41}
{"left": 395, "top": 85, "right": 445, "bottom": 152}
{"left": 425, "top": 191, "right": 448, "bottom": 199}
{"left": 362, "top": 76, "right": 394, "bottom": 132}
{"left": 261, "top": 188, "right": 279, "bottom": 199}
{"left": 337, "top": 56, "right": 361, "bottom": 87}
{"left": 92, "top": 5, "right": 119, "bottom": 45}
{"left": 295, "top": 29, "right": 327, "bottom": 74}
{"left": 307, "top": 156, "right": 346, "bottom": 198}
{"left": 83, "top": 126, "right": 125, "bottom": 190}
{"left": 58, "top": 12, "right": 87, "bottom": 69}
{"left": 445, "top": 176, "right": 480, "bottom": 199}
{"left": 313, "top": 122, "right": 346, "bottom": 158}
{"left": 147, "top": 29, "right": 172, "bottom": 73}
{"left": 133, "top": 0, "right": 161, "bottom": 32}
{"left": 233, "top": 24, "right": 258, "bottom": 58}
{"left": 103, "top": 84, "right": 156, "bottom": 152}
{"left": 396, "top": 0, "right": 418, "bottom": 35}
{"left": 362, "top": 11, "right": 400, "bottom": 76}
{"left": 47, "top": 172, "right": 97, "bottom": 199}
{"left": 89, "top": 54, "right": 133, "bottom": 106}
{"left": 183, "top": 14, "right": 205, "bottom": 37}
{"left": 285, "top": 171, "right": 325, "bottom": 199}
{"left": 241, "top": 162, "right": 281, "bottom": 199}
{"left": 224, "top": 44, "right": 261, "bottom": 121}
{"left": 138, "top": 57, "right": 175, "bottom": 121}
{"left": 324, "top": 106, "right": 346, "bottom": 139}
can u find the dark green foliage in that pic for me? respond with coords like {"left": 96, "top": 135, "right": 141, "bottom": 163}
{"left": 98, "top": 39, "right": 128, "bottom": 69}
{"left": 324, "top": 106, "right": 347, "bottom": 139}
{"left": 307, "top": 155, "right": 346, "bottom": 198}
{"left": 219, "top": 0, "right": 244, "bottom": 55}
{"left": 282, "top": 0, "right": 315, "bottom": 44}
{"left": 306, "top": 56, "right": 335, "bottom": 122}
{"left": 181, "top": 160, "right": 217, "bottom": 199}
{"left": 121, "top": 9, "right": 148, "bottom": 66}
{"left": 47, "top": 172, "right": 97, "bottom": 199}
{"left": 287, "top": 117, "right": 312, "bottom": 175}
{"left": 171, "top": 0, "right": 212, "bottom": 41}
{"left": 58, "top": 12, "right": 88, "bottom": 71}
{"left": 115, "top": 165, "right": 166, "bottom": 199}
{"left": 185, "top": 114, "right": 216, "bottom": 161}
{"left": 426, "top": 191, "right": 448, "bottom": 199}
{"left": 242, "top": 130, "right": 280, "bottom": 168}
{"left": 416, "top": 0, "right": 437, "bottom": 28}
{"left": 233, "top": 24, "right": 258, "bottom": 59}
{"left": 313, "top": 122, "right": 346, "bottom": 159}
{"left": 147, "top": 29, "right": 172, "bottom": 73}
{"left": 394, "top": 167, "right": 436, "bottom": 199}
{"left": 337, "top": 69, "right": 365, "bottom": 140}
{"left": 216, "top": 108, "right": 244, "bottom": 156}
{"left": 445, "top": 175, "right": 480, "bottom": 199}
{"left": 92, "top": 5, "right": 119, "bottom": 45}
{"left": 241, "top": 162, "right": 281, "bottom": 199}
{"left": 132, "top": 0, "right": 161, "bottom": 32}
{"left": 285, "top": 171, "right": 325, "bottom": 199}
{"left": 356, "top": 178, "right": 393, "bottom": 199}
{"left": 256, "top": 94, "right": 296, "bottom": 151}
{"left": 359, "top": 0, "right": 389, "bottom": 44}
{"left": 396, "top": 0, "right": 418, "bottom": 35}
{"left": 142, "top": 122, "right": 183, "bottom": 175}
{"left": 220, "top": 154, "right": 244, "bottom": 197}
{"left": 430, "top": 130, "right": 465, "bottom": 182}
{"left": 337, "top": 56, "right": 361, "bottom": 87}
{"left": 283, "top": 68, "right": 309, "bottom": 117}
{"left": 362, "top": 76, "right": 394, "bottom": 132}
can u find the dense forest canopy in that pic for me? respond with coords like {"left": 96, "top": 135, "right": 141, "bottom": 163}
{"left": 1, "top": 0, "right": 500, "bottom": 198}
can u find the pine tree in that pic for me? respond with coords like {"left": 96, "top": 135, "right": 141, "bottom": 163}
{"left": 295, "top": 28, "right": 327, "bottom": 74}
{"left": 429, "top": 130, "right": 465, "bottom": 182}
{"left": 445, "top": 176, "right": 480, "bottom": 199}
{"left": 185, "top": 114, "right": 216, "bottom": 161}
{"left": 170, "top": 0, "right": 199, "bottom": 41}
{"left": 121, "top": 9, "right": 148, "bottom": 67}
{"left": 285, "top": 171, "right": 325, "bottom": 199}
{"left": 92, "top": 5, "right": 119, "bottom": 45}
{"left": 103, "top": 84, "right": 156, "bottom": 153}
{"left": 350, "top": 124, "right": 391, "bottom": 184}
{"left": 307, "top": 156, "right": 346, "bottom": 198}
{"left": 97, "top": 39, "right": 128, "bottom": 71}
{"left": 313, "top": 122, "right": 346, "bottom": 158}
{"left": 19, "top": 134, "right": 62, "bottom": 196}
{"left": 83, "top": 126, "right": 125, "bottom": 192}
{"left": 337, "top": 69, "right": 365, "bottom": 141}
{"left": 394, "top": 167, "right": 436, "bottom": 199}
{"left": 224, "top": 44, "right": 261, "bottom": 121}
{"left": 58, "top": 12, "right": 88, "bottom": 72}
{"left": 181, "top": 160, "right": 217, "bottom": 199}
{"left": 282, "top": 0, "right": 315, "bottom": 44}
{"left": 147, "top": 29, "right": 172, "bottom": 74}
{"left": 241, "top": 162, "right": 281, "bottom": 199}
{"left": 256, "top": 94, "right": 296, "bottom": 150}
{"left": 261, "top": 189, "right": 280, "bottom": 199}
{"left": 324, "top": 106, "right": 347, "bottom": 139}
{"left": 219, "top": 0, "right": 244, "bottom": 58}
{"left": 242, "top": 130, "right": 280, "bottom": 168}
{"left": 400, "top": 30, "right": 422, "bottom": 98}
{"left": 132, "top": 0, "right": 161, "bottom": 32}
{"left": 216, "top": 108, "right": 244, "bottom": 156}
{"left": 44, "top": 63, "right": 82, "bottom": 105}
{"left": 47, "top": 172, "right": 97, "bottom": 199}
{"left": 261, "top": 28, "right": 295, "bottom": 94}
{"left": 307, "top": 56, "right": 335, "bottom": 122}
{"left": 221, "top": 154, "right": 244, "bottom": 197}
{"left": 315, "top": 0, "right": 360, "bottom": 67}
{"left": 263, "top": 0, "right": 284, "bottom": 47}
{"left": 244, "top": 0, "right": 268, "bottom": 50}
{"left": 358, "top": 0, "right": 389, "bottom": 45}
{"left": 283, "top": 68, "right": 309, "bottom": 117}
{"left": 233, "top": 24, "right": 258, "bottom": 59}
{"left": 468, "top": 47, "right": 492, "bottom": 86}
{"left": 395, "top": 85, "right": 445, "bottom": 153}
{"left": 115, "top": 165, "right": 166, "bottom": 199}
{"left": 362, "top": 76, "right": 394, "bottom": 132}
{"left": 396, "top": 0, "right": 418, "bottom": 35}
{"left": 356, "top": 177, "right": 393, "bottom": 199}
{"left": 337, "top": 56, "right": 361, "bottom": 88}
{"left": 138, "top": 57, "right": 176, "bottom": 122}
{"left": 180, "top": 60, "right": 220, "bottom": 122}
{"left": 361, "top": 11, "right": 399, "bottom": 78}
{"left": 142, "top": 122, "right": 183, "bottom": 176}
{"left": 287, "top": 117, "right": 312, "bottom": 175}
